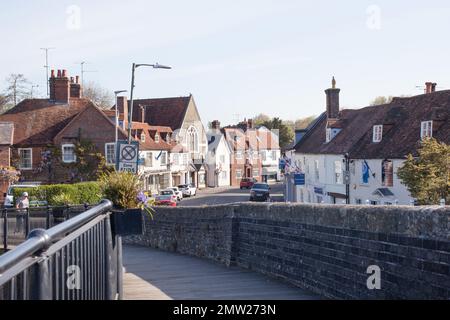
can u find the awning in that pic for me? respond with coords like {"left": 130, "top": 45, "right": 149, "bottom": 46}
{"left": 372, "top": 188, "right": 395, "bottom": 197}
{"left": 328, "top": 192, "right": 347, "bottom": 199}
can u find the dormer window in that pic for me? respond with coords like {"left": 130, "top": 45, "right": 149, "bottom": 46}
{"left": 421, "top": 121, "right": 433, "bottom": 139}
{"left": 326, "top": 128, "right": 332, "bottom": 143}
{"left": 325, "top": 127, "right": 341, "bottom": 143}
{"left": 155, "top": 133, "right": 160, "bottom": 143}
{"left": 140, "top": 132, "right": 145, "bottom": 142}
{"left": 372, "top": 125, "right": 383, "bottom": 143}
{"left": 166, "top": 133, "right": 171, "bottom": 143}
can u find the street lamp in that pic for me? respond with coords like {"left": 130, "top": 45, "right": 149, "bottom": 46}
{"left": 128, "top": 63, "right": 172, "bottom": 143}
{"left": 114, "top": 90, "right": 127, "bottom": 145}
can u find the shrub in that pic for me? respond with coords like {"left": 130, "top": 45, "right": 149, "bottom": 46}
{"left": 99, "top": 171, "right": 140, "bottom": 209}
{"left": 13, "top": 181, "right": 102, "bottom": 206}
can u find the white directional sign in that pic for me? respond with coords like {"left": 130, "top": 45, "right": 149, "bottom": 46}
{"left": 116, "top": 141, "right": 139, "bottom": 173}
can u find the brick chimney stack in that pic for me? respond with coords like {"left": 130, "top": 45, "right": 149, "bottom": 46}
{"left": 325, "top": 76, "right": 340, "bottom": 119}
{"left": 49, "top": 69, "right": 70, "bottom": 103}
{"left": 211, "top": 120, "right": 221, "bottom": 130}
{"left": 139, "top": 105, "right": 145, "bottom": 123}
{"left": 425, "top": 82, "right": 437, "bottom": 94}
{"left": 70, "top": 75, "right": 82, "bottom": 98}
{"left": 116, "top": 96, "right": 128, "bottom": 129}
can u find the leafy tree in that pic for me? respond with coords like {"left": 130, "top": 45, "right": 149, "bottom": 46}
{"left": 82, "top": 81, "right": 114, "bottom": 109}
{"left": 295, "top": 116, "right": 316, "bottom": 129}
{"left": 0, "top": 94, "right": 9, "bottom": 113}
{"left": 370, "top": 96, "right": 393, "bottom": 106}
{"left": 397, "top": 138, "right": 450, "bottom": 205}
{"left": 261, "top": 117, "right": 294, "bottom": 149}
{"left": 253, "top": 113, "right": 271, "bottom": 126}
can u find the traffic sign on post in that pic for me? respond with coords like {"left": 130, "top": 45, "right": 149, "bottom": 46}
{"left": 116, "top": 140, "right": 139, "bottom": 173}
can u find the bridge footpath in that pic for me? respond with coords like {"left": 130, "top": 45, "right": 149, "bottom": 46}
{"left": 122, "top": 245, "right": 319, "bottom": 300}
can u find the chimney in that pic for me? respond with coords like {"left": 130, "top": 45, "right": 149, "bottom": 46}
{"left": 211, "top": 120, "right": 221, "bottom": 130}
{"left": 49, "top": 69, "right": 70, "bottom": 103}
{"left": 325, "top": 76, "right": 340, "bottom": 119}
{"left": 116, "top": 96, "right": 128, "bottom": 129}
{"left": 425, "top": 82, "right": 438, "bottom": 94}
{"left": 139, "top": 105, "right": 145, "bottom": 123}
{"left": 70, "top": 74, "right": 82, "bottom": 99}
{"left": 247, "top": 118, "right": 254, "bottom": 129}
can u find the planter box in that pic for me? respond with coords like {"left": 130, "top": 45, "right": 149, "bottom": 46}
{"left": 112, "top": 208, "right": 144, "bottom": 236}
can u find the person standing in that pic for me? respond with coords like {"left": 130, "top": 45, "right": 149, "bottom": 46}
{"left": 15, "top": 192, "right": 29, "bottom": 233}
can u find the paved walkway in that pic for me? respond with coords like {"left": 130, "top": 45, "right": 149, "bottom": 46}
{"left": 122, "top": 245, "right": 319, "bottom": 300}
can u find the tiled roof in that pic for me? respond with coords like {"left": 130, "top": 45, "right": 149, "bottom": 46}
{"left": 0, "top": 122, "right": 14, "bottom": 145}
{"left": 0, "top": 98, "right": 92, "bottom": 146}
{"left": 131, "top": 122, "right": 172, "bottom": 151}
{"left": 295, "top": 90, "right": 450, "bottom": 159}
{"left": 124, "top": 96, "right": 191, "bottom": 130}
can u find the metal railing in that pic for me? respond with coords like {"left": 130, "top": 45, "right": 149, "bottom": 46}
{"left": 0, "top": 200, "right": 123, "bottom": 300}
{"left": 1, "top": 204, "right": 94, "bottom": 251}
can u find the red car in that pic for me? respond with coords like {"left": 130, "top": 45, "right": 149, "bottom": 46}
{"left": 154, "top": 195, "right": 177, "bottom": 207}
{"left": 240, "top": 178, "right": 257, "bottom": 189}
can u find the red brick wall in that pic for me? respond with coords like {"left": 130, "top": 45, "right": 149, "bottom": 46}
{"left": 0, "top": 146, "right": 10, "bottom": 167}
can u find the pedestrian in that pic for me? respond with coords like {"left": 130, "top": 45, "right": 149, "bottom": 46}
{"left": 15, "top": 192, "right": 29, "bottom": 233}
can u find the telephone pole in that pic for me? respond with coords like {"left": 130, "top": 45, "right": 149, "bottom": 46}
{"left": 40, "top": 47, "right": 55, "bottom": 97}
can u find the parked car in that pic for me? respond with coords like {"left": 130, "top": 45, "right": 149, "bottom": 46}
{"left": 168, "top": 187, "right": 183, "bottom": 201}
{"left": 160, "top": 189, "right": 178, "bottom": 202}
{"left": 249, "top": 183, "right": 271, "bottom": 202}
{"left": 154, "top": 195, "right": 177, "bottom": 207}
{"left": 240, "top": 178, "right": 257, "bottom": 189}
{"left": 177, "top": 184, "right": 197, "bottom": 197}
{"left": 3, "top": 184, "right": 43, "bottom": 208}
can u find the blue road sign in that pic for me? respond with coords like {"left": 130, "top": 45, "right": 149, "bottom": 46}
{"left": 294, "top": 173, "right": 305, "bottom": 186}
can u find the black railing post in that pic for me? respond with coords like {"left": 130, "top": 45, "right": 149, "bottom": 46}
{"left": 25, "top": 207, "right": 30, "bottom": 236}
{"left": 117, "top": 235, "right": 123, "bottom": 300}
{"left": 3, "top": 209, "right": 7, "bottom": 251}
{"left": 104, "top": 215, "right": 115, "bottom": 300}
{"left": 46, "top": 206, "right": 51, "bottom": 229}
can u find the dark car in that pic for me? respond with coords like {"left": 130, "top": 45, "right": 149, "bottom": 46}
{"left": 249, "top": 183, "right": 271, "bottom": 202}
{"left": 240, "top": 178, "right": 257, "bottom": 189}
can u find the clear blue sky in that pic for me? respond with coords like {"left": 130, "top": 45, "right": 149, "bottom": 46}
{"left": 1, "top": 0, "right": 450, "bottom": 125}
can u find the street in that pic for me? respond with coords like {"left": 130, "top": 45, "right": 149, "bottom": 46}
{"left": 178, "top": 183, "right": 285, "bottom": 206}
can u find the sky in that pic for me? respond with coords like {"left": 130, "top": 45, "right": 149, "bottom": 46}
{"left": 1, "top": 0, "right": 450, "bottom": 126}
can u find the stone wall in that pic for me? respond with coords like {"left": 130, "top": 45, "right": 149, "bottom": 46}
{"left": 124, "top": 203, "right": 450, "bottom": 299}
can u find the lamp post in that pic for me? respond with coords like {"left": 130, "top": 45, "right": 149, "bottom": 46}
{"left": 128, "top": 63, "right": 171, "bottom": 143}
{"left": 114, "top": 90, "right": 127, "bottom": 145}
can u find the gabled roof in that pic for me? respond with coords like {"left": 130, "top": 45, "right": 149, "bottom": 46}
{"left": 0, "top": 98, "right": 92, "bottom": 146}
{"left": 131, "top": 122, "right": 172, "bottom": 151}
{"left": 124, "top": 96, "right": 192, "bottom": 130}
{"left": 295, "top": 90, "right": 450, "bottom": 159}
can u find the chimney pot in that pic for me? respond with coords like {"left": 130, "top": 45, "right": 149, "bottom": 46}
{"left": 75, "top": 75, "right": 79, "bottom": 84}
{"left": 51, "top": 70, "right": 55, "bottom": 78}
{"left": 57, "top": 70, "right": 61, "bottom": 78}
{"left": 425, "top": 82, "right": 436, "bottom": 94}
{"left": 70, "top": 77, "right": 74, "bottom": 83}
{"left": 211, "top": 120, "right": 221, "bottom": 130}
{"left": 62, "top": 69, "right": 67, "bottom": 78}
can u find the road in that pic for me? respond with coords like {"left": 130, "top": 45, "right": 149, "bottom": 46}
{"left": 178, "top": 183, "right": 285, "bottom": 206}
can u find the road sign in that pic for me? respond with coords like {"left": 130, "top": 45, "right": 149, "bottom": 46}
{"left": 116, "top": 140, "right": 139, "bottom": 173}
{"left": 294, "top": 173, "right": 305, "bottom": 186}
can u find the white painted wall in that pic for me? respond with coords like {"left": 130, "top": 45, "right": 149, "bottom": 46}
{"left": 206, "top": 135, "right": 231, "bottom": 187}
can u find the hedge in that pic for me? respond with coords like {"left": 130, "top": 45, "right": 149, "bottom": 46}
{"left": 13, "top": 182, "right": 102, "bottom": 206}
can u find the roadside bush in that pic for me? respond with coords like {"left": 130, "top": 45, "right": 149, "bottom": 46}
{"left": 99, "top": 171, "right": 139, "bottom": 209}
{"left": 13, "top": 181, "right": 102, "bottom": 206}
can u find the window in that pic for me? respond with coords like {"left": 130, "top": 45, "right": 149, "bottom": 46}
{"left": 145, "top": 152, "right": 153, "bottom": 167}
{"left": 105, "top": 143, "right": 115, "bottom": 165}
{"left": 373, "top": 125, "right": 383, "bottom": 143}
{"left": 314, "top": 160, "right": 319, "bottom": 180}
{"left": 18, "top": 148, "right": 32, "bottom": 170}
{"left": 421, "top": 121, "right": 433, "bottom": 139}
{"left": 160, "top": 152, "right": 167, "bottom": 165}
{"left": 173, "top": 154, "right": 179, "bottom": 166}
{"left": 382, "top": 159, "right": 393, "bottom": 187}
{"left": 154, "top": 133, "right": 160, "bottom": 143}
{"left": 355, "top": 199, "right": 362, "bottom": 205}
{"left": 166, "top": 133, "right": 171, "bottom": 143}
{"left": 271, "top": 150, "right": 277, "bottom": 160}
{"left": 260, "top": 151, "right": 267, "bottom": 161}
{"left": 236, "top": 151, "right": 243, "bottom": 159}
{"left": 62, "top": 144, "right": 76, "bottom": 163}
{"left": 370, "top": 200, "right": 378, "bottom": 206}
{"left": 187, "top": 126, "right": 199, "bottom": 153}
{"left": 326, "top": 128, "right": 332, "bottom": 143}
{"left": 220, "top": 155, "right": 225, "bottom": 163}
{"left": 253, "top": 169, "right": 259, "bottom": 177}
{"left": 334, "top": 160, "right": 343, "bottom": 184}
{"left": 140, "top": 132, "right": 146, "bottom": 142}
{"left": 183, "top": 153, "right": 188, "bottom": 165}
{"left": 236, "top": 169, "right": 243, "bottom": 179}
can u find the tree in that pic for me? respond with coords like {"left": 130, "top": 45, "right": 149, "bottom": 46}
{"left": 261, "top": 117, "right": 294, "bottom": 149}
{"left": 4, "top": 74, "right": 29, "bottom": 108}
{"left": 295, "top": 116, "right": 316, "bottom": 129}
{"left": 82, "top": 81, "right": 114, "bottom": 109}
{"left": 397, "top": 138, "right": 450, "bottom": 205}
{"left": 370, "top": 96, "right": 393, "bottom": 106}
{"left": 253, "top": 113, "right": 271, "bottom": 126}
{"left": 0, "top": 94, "right": 9, "bottom": 113}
